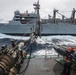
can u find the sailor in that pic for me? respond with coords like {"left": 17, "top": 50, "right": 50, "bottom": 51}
{"left": 61, "top": 47, "right": 74, "bottom": 75}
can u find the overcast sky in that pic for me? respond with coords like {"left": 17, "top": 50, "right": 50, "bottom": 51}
{"left": 0, "top": 0, "right": 76, "bottom": 22}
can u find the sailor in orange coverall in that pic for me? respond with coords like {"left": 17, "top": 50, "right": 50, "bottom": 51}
{"left": 61, "top": 47, "right": 74, "bottom": 75}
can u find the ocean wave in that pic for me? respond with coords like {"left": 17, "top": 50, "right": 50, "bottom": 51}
{"left": 0, "top": 33, "right": 29, "bottom": 40}
{"left": 0, "top": 33, "right": 76, "bottom": 56}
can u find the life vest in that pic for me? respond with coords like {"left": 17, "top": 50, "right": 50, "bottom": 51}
{"left": 65, "top": 56, "right": 70, "bottom": 62}
{"left": 68, "top": 47, "right": 76, "bottom": 52}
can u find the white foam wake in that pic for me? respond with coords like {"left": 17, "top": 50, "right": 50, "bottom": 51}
{"left": 0, "top": 33, "right": 29, "bottom": 40}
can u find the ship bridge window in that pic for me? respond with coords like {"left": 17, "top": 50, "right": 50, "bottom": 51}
{"left": 24, "top": 17, "right": 37, "bottom": 19}
{"left": 27, "top": 14, "right": 30, "bottom": 16}
{"left": 15, "top": 19, "right": 20, "bottom": 21}
{"left": 20, "top": 20, "right": 27, "bottom": 24}
{"left": 14, "top": 16, "right": 20, "bottom": 18}
{"left": 22, "top": 17, "right": 25, "bottom": 20}
{"left": 20, "top": 19, "right": 32, "bottom": 24}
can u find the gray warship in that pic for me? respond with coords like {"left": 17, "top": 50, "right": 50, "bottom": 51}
{"left": 0, "top": 0, "right": 76, "bottom": 36}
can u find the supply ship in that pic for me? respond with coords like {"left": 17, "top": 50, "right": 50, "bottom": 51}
{"left": 0, "top": 0, "right": 76, "bottom": 36}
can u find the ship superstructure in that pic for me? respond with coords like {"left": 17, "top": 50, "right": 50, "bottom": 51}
{"left": 0, "top": 0, "right": 76, "bottom": 36}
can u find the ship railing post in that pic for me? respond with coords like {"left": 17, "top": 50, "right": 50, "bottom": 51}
{"left": 45, "top": 47, "right": 47, "bottom": 59}
{"left": 45, "top": 46, "right": 49, "bottom": 59}
{"left": 58, "top": 53, "right": 60, "bottom": 58}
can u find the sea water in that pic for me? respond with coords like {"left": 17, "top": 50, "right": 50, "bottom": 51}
{"left": 0, "top": 33, "right": 76, "bottom": 57}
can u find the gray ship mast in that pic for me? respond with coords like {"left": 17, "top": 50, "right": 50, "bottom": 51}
{"left": 33, "top": 0, "right": 41, "bottom": 37}
{"left": 53, "top": 9, "right": 58, "bottom": 23}
{"left": 53, "top": 8, "right": 66, "bottom": 23}
{"left": 70, "top": 8, "right": 76, "bottom": 23}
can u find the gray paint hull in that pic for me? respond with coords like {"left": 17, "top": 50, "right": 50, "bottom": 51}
{"left": 0, "top": 23, "right": 76, "bottom": 36}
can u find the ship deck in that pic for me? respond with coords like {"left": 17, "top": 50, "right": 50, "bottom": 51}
{"left": 17, "top": 57, "right": 76, "bottom": 75}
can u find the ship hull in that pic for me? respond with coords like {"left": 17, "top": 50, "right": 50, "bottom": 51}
{"left": 0, "top": 23, "right": 76, "bottom": 36}
{"left": 4, "top": 33, "right": 76, "bottom": 36}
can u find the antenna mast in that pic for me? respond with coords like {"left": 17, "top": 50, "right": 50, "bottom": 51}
{"left": 70, "top": 8, "right": 76, "bottom": 23}
{"left": 33, "top": 0, "right": 41, "bottom": 37}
